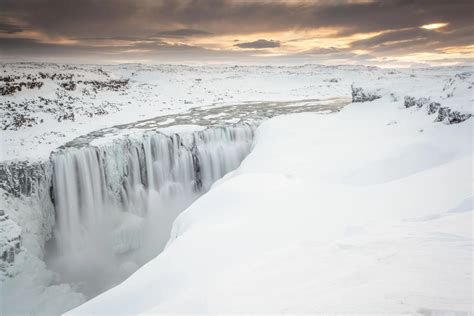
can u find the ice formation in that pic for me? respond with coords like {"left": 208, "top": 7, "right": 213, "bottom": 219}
{"left": 1, "top": 123, "right": 256, "bottom": 314}
{"left": 48, "top": 124, "right": 255, "bottom": 296}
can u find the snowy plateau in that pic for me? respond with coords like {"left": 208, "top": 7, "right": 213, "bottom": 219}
{"left": 0, "top": 62, "right": 473, "bottom": 315}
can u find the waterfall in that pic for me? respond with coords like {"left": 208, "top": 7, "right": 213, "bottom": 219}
{"left": 47, "top": 123, "right": 256, "bottom": 296}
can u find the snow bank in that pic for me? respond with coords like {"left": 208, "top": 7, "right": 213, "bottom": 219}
{"left": 70, "top": 95, "right": 472, "bottom": 314}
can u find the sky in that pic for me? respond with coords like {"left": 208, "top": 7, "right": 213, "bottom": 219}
{"left": 0, "top": 0, "right": 473, "bottom": 66}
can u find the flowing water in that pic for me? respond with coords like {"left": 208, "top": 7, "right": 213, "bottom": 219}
{"left": 44, "top": 97, "right": 349, "bottom": 299}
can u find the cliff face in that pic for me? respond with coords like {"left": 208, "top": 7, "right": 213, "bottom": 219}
{"left": 0, "top": 161, "right": 83, "bottom": 316}
{"left": 0, "top": 160, "right": 55, "bottom": 260}
{"left": 0, "top": 123, "right": 257, "bottom": 314}
{"left": 0, "top": 210, "right": 21, "bottom": 268}
{"left": 50, "top": 124, "right": 256, "bottom": 259}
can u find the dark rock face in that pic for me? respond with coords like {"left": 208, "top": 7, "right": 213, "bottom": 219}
{"left": 0, "top": 160, "right": 55, "bottom": 277}
{"left": 82, "top": 79, "right": 129, "bottom": 92}
{"left": 0, "top": 210, "right": 22, "bottom": 270}
{"left": 0, "top": 80, "right": 43, "bottom": 96}
{"left": 427, "top": 102, "right": 441, "bottom": 115}
{"left": 59, "top": 79, "right": 128, "bottom": 93}
{"left": 351, "top": 85, "right": 381, "bottom": 103}
{"left": 0, "top": 161, "right": 52, "bottom": 198}
{"left": 404, "top": 96, "right": 416, "bottom": 108}
{"left": 435, "top": 107, "right": 451, "bottom": 122}
{"left": 403, "top": 95, "right": 471, "bottom": 125}
{"left": 9, "top": 114, "right": 37, "bottom": 129}
{"left": 0, "top": 68, "right": 129, "bottom": 130}
{"left": 447, "top": 111, "right": 472, "bottom": 124}
{"left": 38, "top": 72, "right": 74, "bottom": 81}
{"left": 404, "top": 96, "right": 430, "bottom": 108}
{"left": 61, "top": 81, "right": 77, "bottom": 91}
{"left": 435, "top": 107, "right": 472, "bottom": 124}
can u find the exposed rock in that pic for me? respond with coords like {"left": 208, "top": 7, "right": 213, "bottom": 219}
{"left": 0, "top": 74, "right": 128, "bottom": 130}
{"left": 435, "top": 107, "right": 472, "bottom": 124}
{"left": 61, "top": 81, "right": 77, "bottom": 91}
{"left": 0, "top": 160, "right": 55, "bottom": 259}
{"left": 82, "top": 79, "right": 129, "bottom": 91}
{"left": 0, "top": 161, "right": 52, "bottom": 198}
{"left": 351, "top": 85, "right": 381, "bottom": 103}
{"left": 435, "top": 107, "right": 451, "bottom": 123}
{"left": 455, "top": 72, "right": 471, "bottom": 80}
{"left": 38, "top": 72, "right": 74, "bottom": 81}
{"left": 57, "top": 112, "right": 75, "bottom": 122}
{"left": 427, "top": 102, "right": 441, "bottom": 115}
{"left": 0, "top": 81, "right": 43, "bottom": 96}
{"left": 12, "top": 114, "right": 37, "bottom": 129}
{"left": 0, "top": 210, "right": 22, "bottom": 270}
{"left": 403, "top": 96, "right": 471, "bottom": 125}
{"left": 404, "top": 96, "right": 429, "bottom": 108}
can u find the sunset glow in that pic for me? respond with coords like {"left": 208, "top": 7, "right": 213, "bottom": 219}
{"left": 420, "top": 23, "right": 449, "bottom": 30}
{"left": 0, "top": 1, "right": 472, "bottom": 66}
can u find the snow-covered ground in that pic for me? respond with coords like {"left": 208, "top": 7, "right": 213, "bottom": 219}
{"left": 1, "top": 63, "right": 473, "bottom": 315}
{"left": 1, "top": 63, "right": 472, "bottom": 161}
{"left": 69, "top": 71, "right": 472, "bottom": 314}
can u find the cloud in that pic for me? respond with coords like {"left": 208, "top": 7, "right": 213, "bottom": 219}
{"left": 350, "top": 24, "right": 474, "bottom": 55}
{"left": 2, "top": 0, "right": 473, "bottom": 38}
{"left": 235, "top": 39, "right": 280, "bottom": 49}
{"left": 75, "top": 36, "right": 152, "bottom": 42}
{"left": 0, "top": 0, "right": 472, "bottom": 64}
{"left": 0, "top": 20, "right": 24, "bottom": 33}
{"left": 291, "top": 46, "right": 375, "bottom": 62}
{"left": 155, "top": 29, "right": 211, "bottom": 38}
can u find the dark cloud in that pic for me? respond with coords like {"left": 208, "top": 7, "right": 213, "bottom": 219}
{"left": 350, "top": 24, "right": 474, "bottom": 55}
{"left": 0, "top": 20, "right": 24, "bottom": 33}
{"left": 2, "top": 0, "right": 473, "bottom": 37}
{"left": 235, "top": 39, "right": 280, "bottom": 49}
{"left": 75, "top": 36, "right": 153, "bottom": 42}
{"left": 0, "top": 0, "right": 472, "bottom": 63}
{"left": 155, "top": 28, "right": 211, "bottom": 38}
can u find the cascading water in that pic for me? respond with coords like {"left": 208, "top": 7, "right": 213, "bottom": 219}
{"left": 1, "top": 98, "right": 349, "bottom": 315}
{"left": 46, "top": 124, "right": 256, "bottom": 297}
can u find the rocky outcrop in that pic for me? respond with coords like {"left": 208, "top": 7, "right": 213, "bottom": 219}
{"left": 435, "top": 107, "right": 472, "bottom": 124}
{"left": 0, "top": 70, "right": 128, "bottom": 130}
{"left": 404, "top": 96, "right": 430, "bottom": 108}
{"left": 0, "top": 209, "right": 22, "bottom": 270}
{"left": 61, "top": 81, "right": 77, "bottom": 91}
{"left": 0, "top": 160, "right": 52, "bottom": 198}
{"left": 0, "top": 160, "right": 55, "bottom": 259}
{"left": 403, "top": 96, "right": 472, "bottom": 125}
{"left": 427, "top": 102, "right": 441, "bottom": 115}
{"left": 0, "top": 80, "right": 43, "bottom": 96}
{"left": 351, "top": 85, "right": 381, "bottom": 103}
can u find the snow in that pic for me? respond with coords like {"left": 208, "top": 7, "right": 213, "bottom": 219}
{"left": 1, "top": 63, "right": 472, "bottom": 161}
{"left": 1, "top": 251, "right": 85, "bottom": 315}
{"left": 1, "top": 62, "right": 472, "bottom": 315}
{"left": 68, "top": 80, "right": 473, "bottom": 314}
